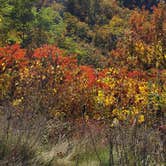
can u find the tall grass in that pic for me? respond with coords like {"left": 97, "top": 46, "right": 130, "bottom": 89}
{"left": 0, "top": 106, "right": 55, "bottom": 166}
{"left": 0, "top": 104, "right": 165, "bottom": 166}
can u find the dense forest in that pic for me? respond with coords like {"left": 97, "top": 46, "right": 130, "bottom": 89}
{"left": 0, "top": 0, "right": 165, "bottom": 165}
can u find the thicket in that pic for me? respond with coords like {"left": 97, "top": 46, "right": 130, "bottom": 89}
{"left": 0, "top": 0, "right": 165, "bottom": 165}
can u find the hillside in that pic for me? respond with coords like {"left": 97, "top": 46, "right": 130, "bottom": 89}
{"left": 0, "top": 0, "right": 165, "bottom": 165}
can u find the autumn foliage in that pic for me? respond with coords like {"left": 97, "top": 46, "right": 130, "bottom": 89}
{"left": 0, "top": 1, "right": 166, "bottom": 165}
{"left": 0, "top": 44, "right": 165, "bottom": 126}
